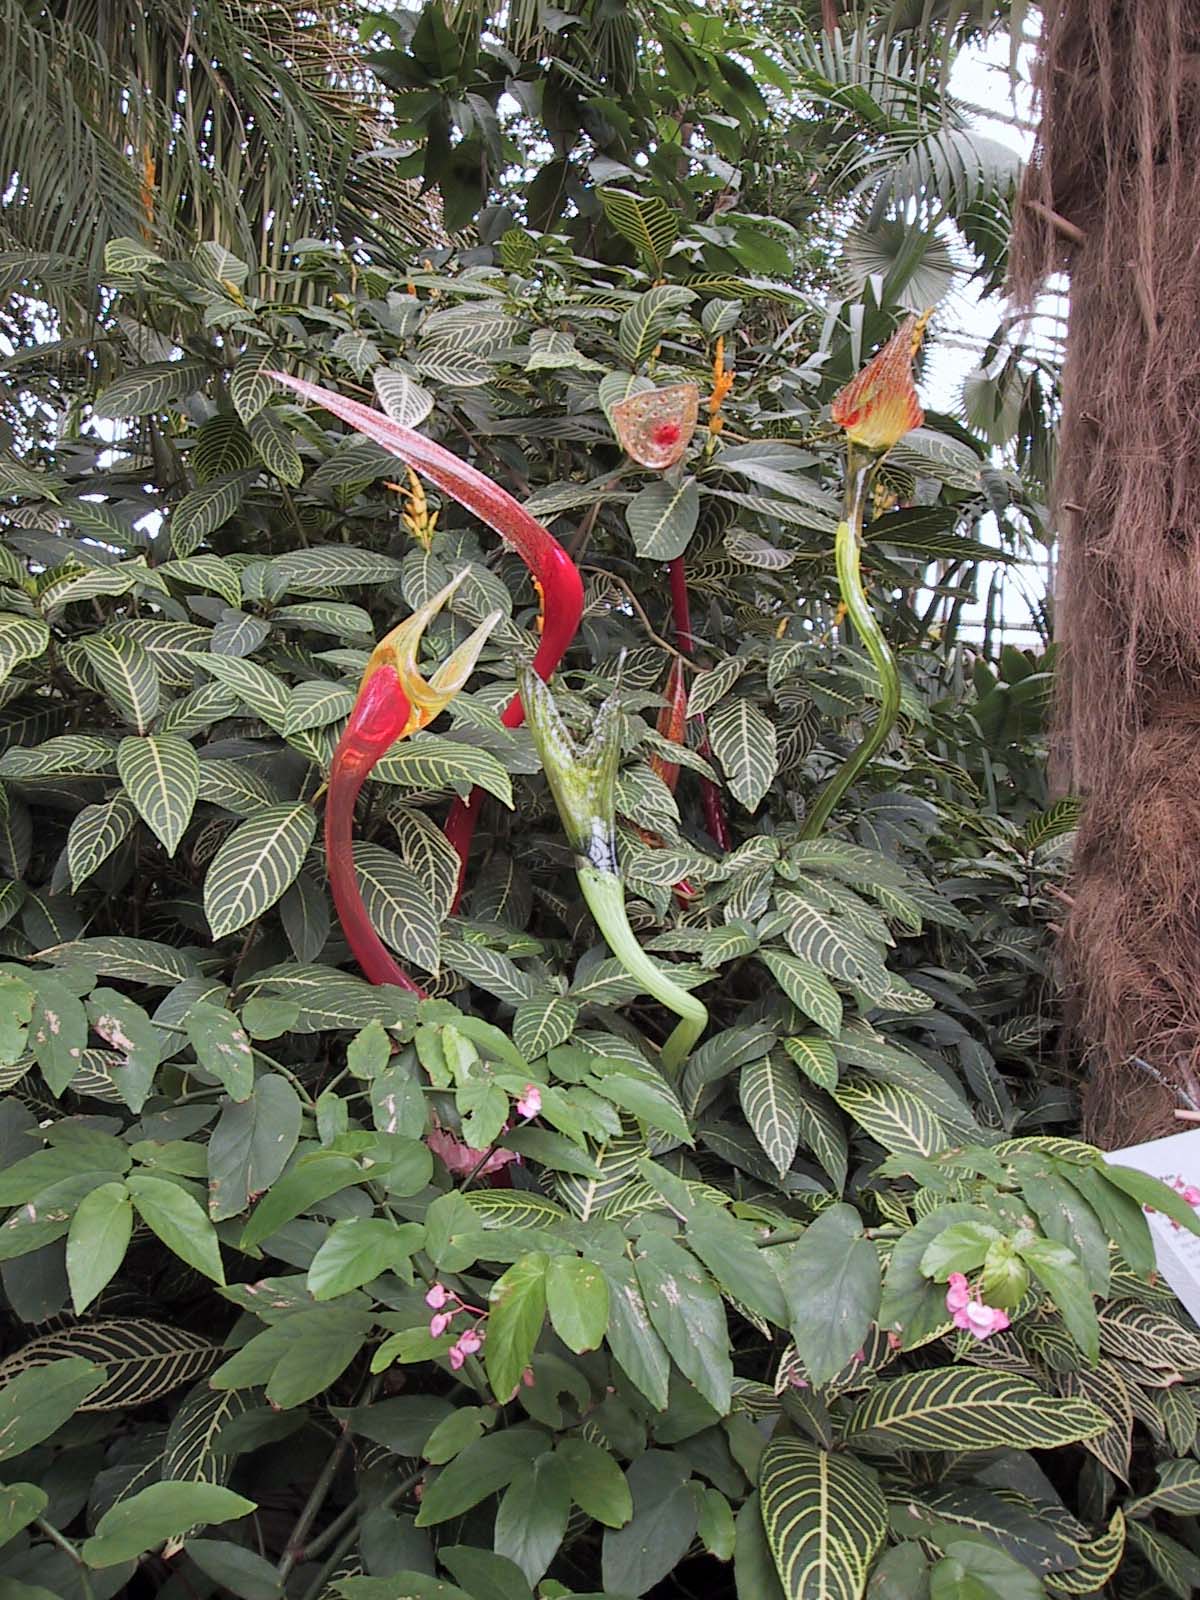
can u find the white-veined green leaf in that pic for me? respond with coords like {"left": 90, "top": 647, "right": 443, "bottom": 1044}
{"left": 833, "top": 1076, "right": 950, "bottom": 1158}
{"left": 117, "top": 735, "right": 201, "bottom": 857}
{"left": 740, "top": 1053, "right": 802, "bottom": 1180}
{"left": 442, "top": 939, "right": 536, "bottom": 1005}
{"left": 170, "top": 473, "right": 255, "bottom": 558}
{"left": 373, "top": 367, "right": 434, "bottom": 428}
{"left": 248, "top": 406, "right": 303, "bottom": 486}
{"left": 759, "top": 951, "right": 843, "bottom": 1036}
{"left": 708, "top": 697, "right": 777, "bottom": 812}
{"left": 229, "top": 355, "right": 273, "bottom": 424}
{"left": 39, "top": 564, "right": 137, "bottom": 615}
{"left": 67, "top": 794, "right": 138, "bottom": 889}
{"left": 76, "top": 634, "right": 160, "bottom": 731}
{"left": 191, "top": 414, "right": 254, "bottom": 484}
{"left": 203, "top": 804, "right": 317, "bottom": 939}
{"left": 687, "top": 657, "right": 749, "bottom": 718}
{"left": 352, "top": 841, "right": 440, "bottom": 975}
{"left": 759, "top": 1437, "right": 886, "bottom": 1600}
{"left": 513, "top": 995, "right": 579, "bottom": 1058}
{"left": 192, "top": 654, "right": 290, "bottom": 733}
{"left": 598, "top": 371, "right": 654, "bottom": 431}
{"left": 211, "top": 609, "right": 270, "bottom": 657}
{"left": 284, "top": 680, "right": 355, "bottom": 737}
{"left": 373, "top": 734, "right": 513, "bottom": 807}
{"left": 94, "top": 360, "right": 209, "bottom": 418}
{"left": 617, "top": 285, "right": 695, "bottom": 370}
{"left": 0, "top": 615, "right": 50, "bottom": 690}
{"left": 783, "top": 1036, "right": 838, "bottom": 1092}
{"left": 389, "top": 805, "right": 462, "bottom": 921}
{"left": 599, "top": 190, "right": 679, "bottom": 275}
{"left": 773, "top": 890, "right": 889, "bottom": 999}
{"left": 626, "top": 476, "right": 700, "bottom": 562}
{"left": 0, "top": 1319, "right": 218, "bottom": 1410}
{"left": 848, "top": 1369, "right": 1108, "bottom": 1451}
{"left": 0, "top": 734, "right": 116, "bottom": 778}
{"left": 414, "top": 347, "right": 492, "bottom": 387}
{"left": 1044, "top": 1509, "right": 1125, "bottom": 1596}
{"left": 331, "top": 331, "right": 382, "bottom": 378}
{"left": 195, "top": 758, "right": 281, "bottom": 817}
{"left": 269, "top": 546, "right": 406, "bottom": 592}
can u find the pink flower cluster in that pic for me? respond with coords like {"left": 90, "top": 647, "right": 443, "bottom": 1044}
{"left": 1145, "top": 1174, "right": 1200, "bottom": 1231}
{"left": 945, "top": 1273, "right": 1010, "bottom": 1341}
{"left": 425, "top": 1282, "right": 486, "bottom": 1370}
{"left": 515, "top": 1083, "right": 542, "bottom": 1120}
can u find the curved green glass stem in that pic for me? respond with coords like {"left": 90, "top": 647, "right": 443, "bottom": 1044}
{"left": 801, "top": 447, "right": 901, "bottom": 839}
{"left": 577, "top": 865, "right": 707, "bottom": 1076}
{"left": 519, "top": 666, "right": 708, "bottom": 1072}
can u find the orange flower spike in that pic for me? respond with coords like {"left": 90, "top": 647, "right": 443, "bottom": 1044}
{"left": 397, "top": 468, "right": 437, "bottom": 550}
{"left": 140, "top": 148, "right": 156, "bottom": 233}
{"left": 830, "top": 312, "right": 930, "bottom": 455}
{"left": 707, "top": 336, "right": 734, "bottom": 436}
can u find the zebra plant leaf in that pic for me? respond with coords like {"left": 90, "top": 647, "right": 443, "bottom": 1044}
{"left": 759, "top": 1437, "right": 886, "bottom": 1600}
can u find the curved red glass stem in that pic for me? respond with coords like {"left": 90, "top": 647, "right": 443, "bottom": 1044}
{"left": 268, "top": 372, "right": 584, "bottom": 911}
{"left": 666, "top": 556, "right": 732, "bottom": 852}
{"left": 325, "top": 668, "right": 425, "bottom": 995}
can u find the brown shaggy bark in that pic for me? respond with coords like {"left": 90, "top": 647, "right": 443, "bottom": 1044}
{"left": 1011, "top": 1, "right": 1200, "bottom": 1145}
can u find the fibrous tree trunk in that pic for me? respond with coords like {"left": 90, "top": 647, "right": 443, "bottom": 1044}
{"left": 1012, "top": 1, "right": 1200, "bottom": 1143}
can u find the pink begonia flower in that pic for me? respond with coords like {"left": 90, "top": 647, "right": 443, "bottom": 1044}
{"left": 515, "top": 1084, "right": 542, "bottom": 1120}
{"left": 522, "top": 1366, "right": 536, "bottom": 1387}
{"left": 945, "top": 1273, "right": 1009, "bottom": 1341}
{"left": 425, "top": 1284, "right": 449, "bottom": 1309}
{"left": 1184, "top": 1186, "right": 1200, "bottom": 1206}
{"left": 448, "top": 1328, "right": 484, "bottom": 1370}
{"left": 426, "top": 1124, "right": 515, "bottom": 1177}
{"left": 959, "top": 1300, "right": 1011, "bottom": 1340}
{"left": 945, "top": 1273, "right": 971, "bottom": 1314}
{"left": 429, "top": 1312, "right": 452, "bottom": 1338}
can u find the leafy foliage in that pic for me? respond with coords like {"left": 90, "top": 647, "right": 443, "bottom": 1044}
{"left": 0, "top": 6, "right": 1182, "bottom": 1600}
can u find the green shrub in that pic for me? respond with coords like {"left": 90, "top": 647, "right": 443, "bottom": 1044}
{"left": 0, "top": 232, "right": 1194, "bottom": 1600}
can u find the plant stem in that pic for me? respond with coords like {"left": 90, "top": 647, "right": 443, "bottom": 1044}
{"left": 801, "top": 450, "right": 900, "bottom": 838}
{"left": 578, "top": 864, "right": 706, "bottom": 1074}
{"left": 276, "top": 1412, "right": 358, "bottom": 1583}
{"left": 34, "top": 1518, "right": 95, "bottom": 1599}
{"left": 298, "top": 1466, "right": 425, "bottom": 1600}
{"left": 251, "top": 1047, "right": 317, "bottom": 1110}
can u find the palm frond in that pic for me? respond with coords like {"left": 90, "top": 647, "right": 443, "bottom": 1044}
{"left": 0, "top": 0, "right": 441, "bottom": 298}
{"left": 784, "top": 22, "right": 1020, "bottom": 223}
